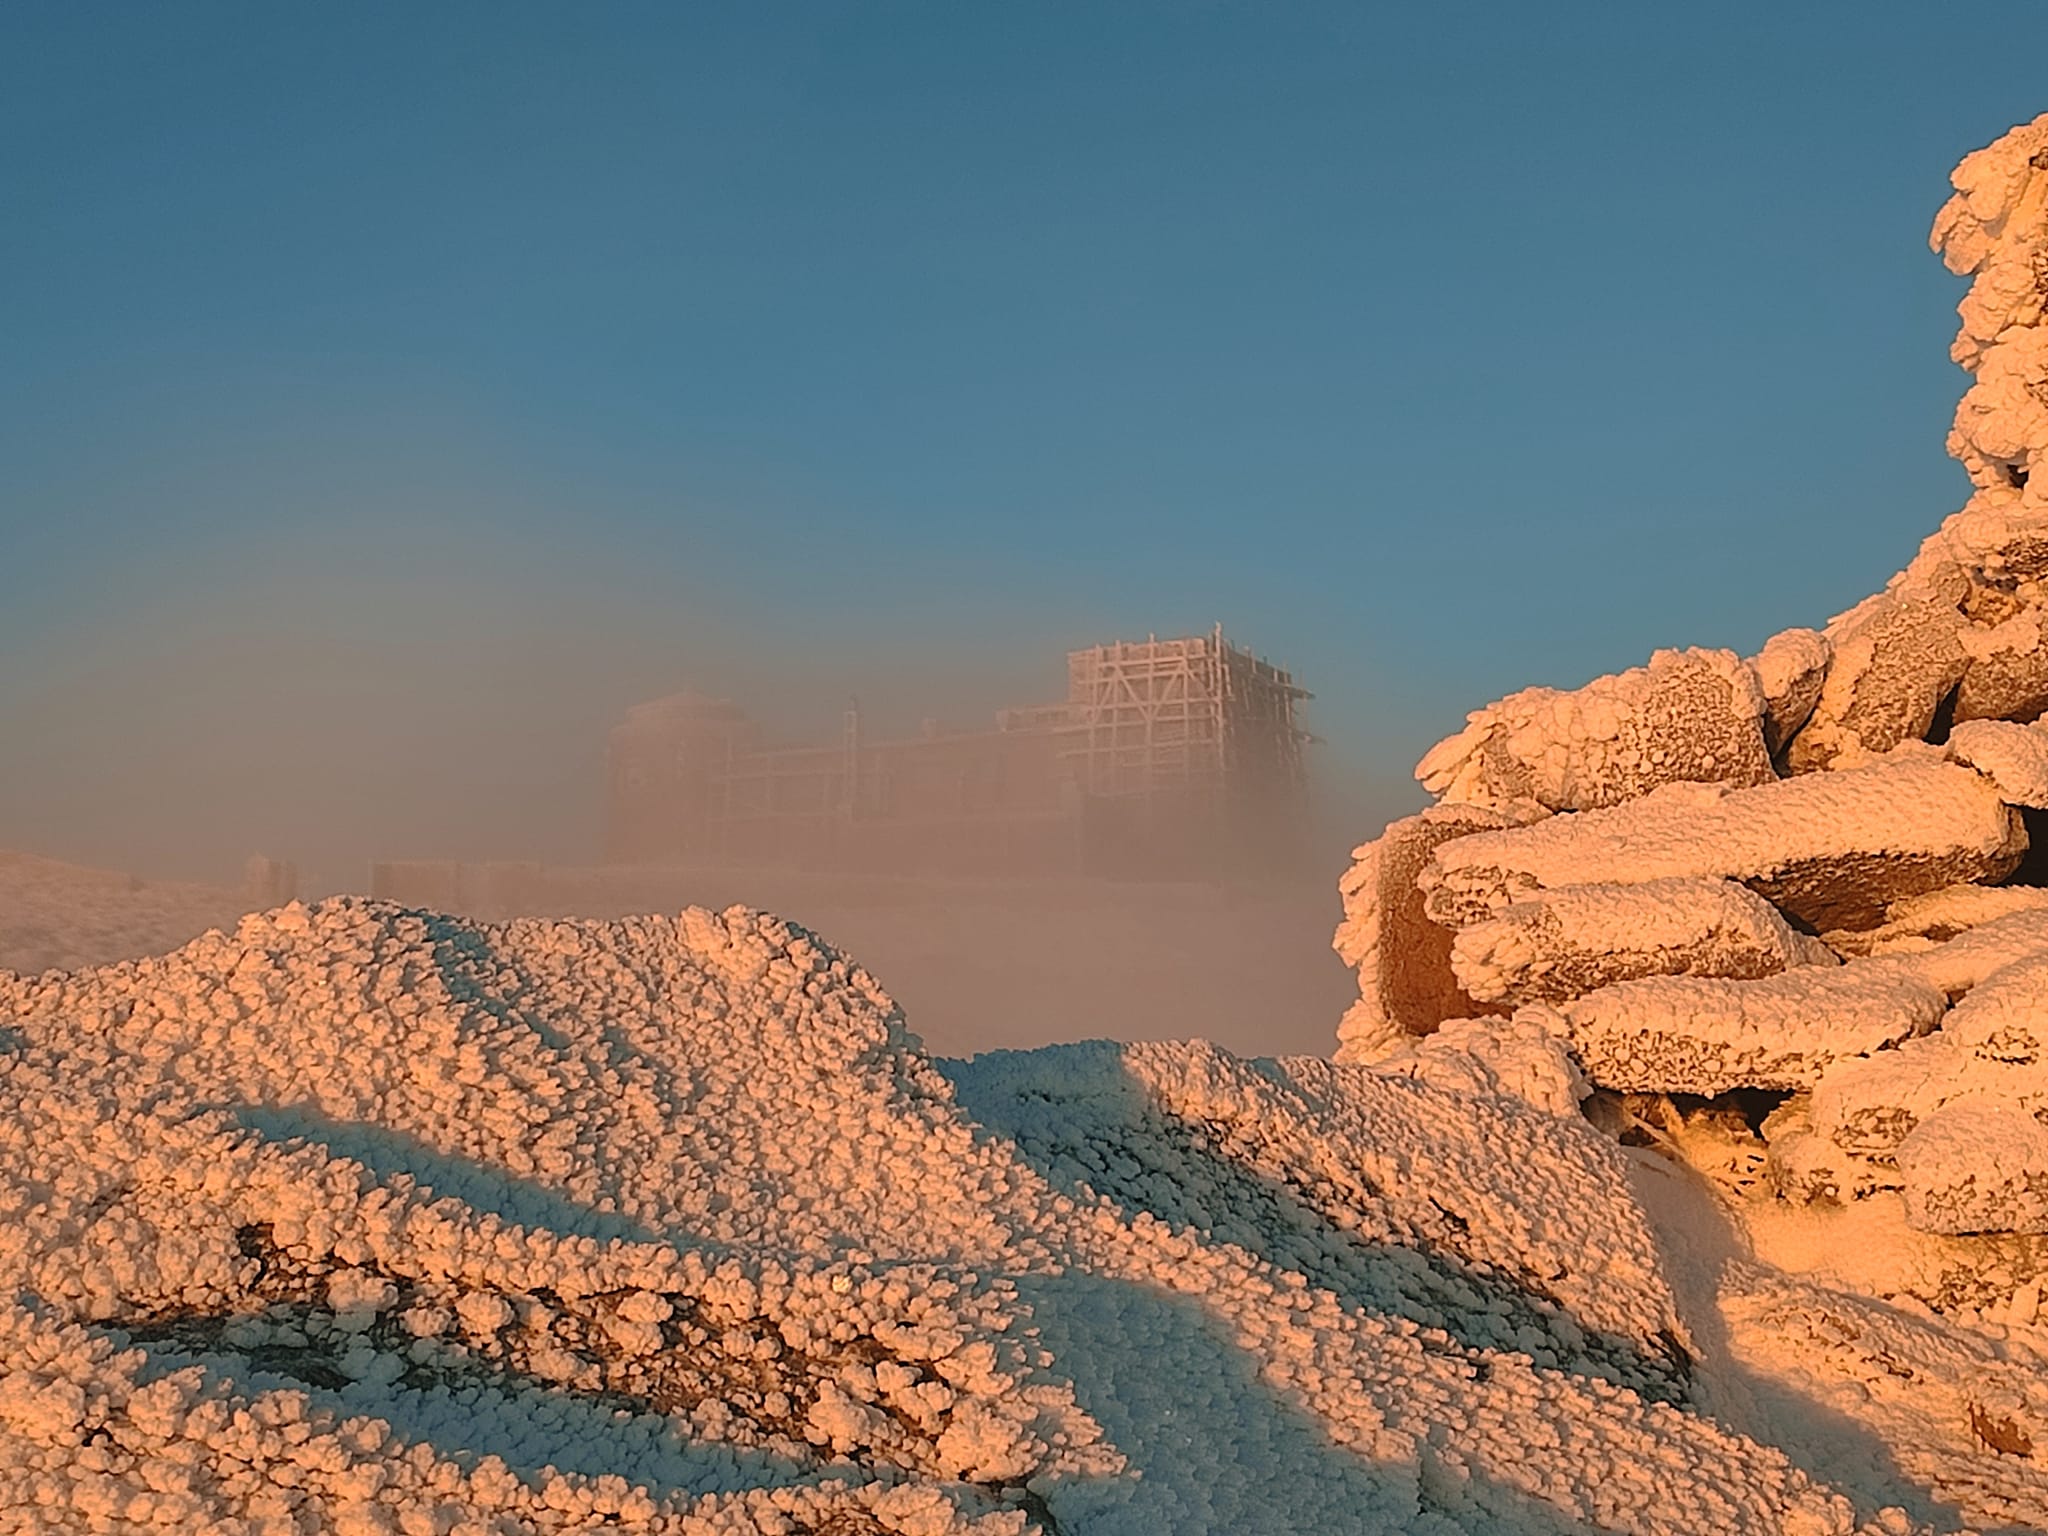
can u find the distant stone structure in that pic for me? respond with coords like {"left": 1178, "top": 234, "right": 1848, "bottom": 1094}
{"left": 605, "top": 626, "right": 1312, "bottom": 878}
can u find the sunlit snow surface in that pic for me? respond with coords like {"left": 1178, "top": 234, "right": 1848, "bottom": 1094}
{"left": 2, "top": 897, "right": 2039, "bottom": 1535}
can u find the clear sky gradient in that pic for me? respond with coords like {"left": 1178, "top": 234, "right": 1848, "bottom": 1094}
{"left": 4, "top": 3, "right": 2046, "bottom": 880}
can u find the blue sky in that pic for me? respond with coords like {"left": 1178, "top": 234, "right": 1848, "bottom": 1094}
{"left": 3, "top": 3, "right": 2045, "bottom": 878}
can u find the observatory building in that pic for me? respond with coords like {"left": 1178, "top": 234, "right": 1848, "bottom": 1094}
{"left": 605, "top": 627, "right": 1312, "bottom": 878}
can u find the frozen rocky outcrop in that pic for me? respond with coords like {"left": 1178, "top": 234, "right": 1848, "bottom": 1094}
{"left": 1414, "top": 647, "right": 1773, "bottom": 813}
{"left": 1330, "top": 113, "right": 2048, "bottom": 1260}
{"left": 1922, "top": 112, "right": 2048, "bottom": 728}
{"left": 1448, "top": 877, "right": 1836, "bottom": 1008}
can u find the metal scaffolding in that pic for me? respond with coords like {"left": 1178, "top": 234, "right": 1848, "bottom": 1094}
{"left": 1056, "top": 624, "right": 1310, "bottom": 812}
{"left": 605, "top": 626, "right": 1311, "bottom": 875}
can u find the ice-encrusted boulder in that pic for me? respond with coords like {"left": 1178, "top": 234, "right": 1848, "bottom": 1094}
{"left": 1957, "top": 596, "right": 2048, "bottom": 722}
{"left": 1942, "top": 948, "right": 2048, "bottom": 1061}
{"left": 1780, "top": 597, "right": 1967, "bottom": 772}
{"left": 1331, "top": 802, "right": 1522, "bottom": 1062}
{"left": 1899, "top": 903, "right": 2048, "bottom": 995}
{"left": 1946, "top": 716, "right": 2048, "bottom": 806}
{"left": 1825, "top": 881, "right": 2048, "bottom": 956}
{"left": 1748, "top": 627, "right": 1831, "bottom": 755}
{"left": 1522, "top": 959, "right": 1947, "bottom": 1095}
{"left": 1760, "top": 1097, "right": 1898, "bottom": 1206}
{"left": 1422, "top": 757, "right": 2027, "bottom": 933}
{"left": 1898, "top": 1102, "right": 2048, "bottom": 1235}
{"left": 1414, "top": 647, "right": 1773, "bottom": 813}
{"left": 1810, "top": 1034, "right": 1972, "bottom": 1155}
{"left": 1449, "top": 877, "right": 1836, "bottom": 1008}
{"left": 1366, "top": 1015, "right": 1588, "bottom": 1117}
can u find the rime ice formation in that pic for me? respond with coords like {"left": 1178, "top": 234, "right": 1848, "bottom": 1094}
{"left": 1781, "top": 597, "right": 1968, "bottom": 772}
{"left": 1332, "top": 803, "right": 1524, "bottom": 1059}
{"left": 1334, "top": 111, "right": 2048, "bottom": 1278}
{"left": 1448, "top": 877, "right": 1837, "bottom": 1008}
{"left": 0, "top": 899, "right": 1969, "bottom": 1535}
{"left": 1364, "top": 1014, "right": 1588, "bottom": 1117}
{"left": 1414, "top": 647, "right": 1773, "bottom": 813}
{"left": 1751, "top": 627, "right": 1833, "bottom": 755}
{"left": 1526, "top": 960, "right": 1948, "bottom": 1096}
{"left": 1945, "top": 717, "right": 2048, "bottom": 807}
{"left": 1421, "top": 757, "right": 2026, "bottom": 933}
{"left": 1898, "top": 1103, "right": 2048, "bottom": 1235}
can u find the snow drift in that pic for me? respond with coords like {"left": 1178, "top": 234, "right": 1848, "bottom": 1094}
{"left": 0, "top": 899, "right": 2006, "bottom": 1534}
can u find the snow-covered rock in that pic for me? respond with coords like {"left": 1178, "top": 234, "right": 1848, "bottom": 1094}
{"left": 1748, "top": 626, "right": 1832, "bottom": 755}
{"left": 1364, "top": 1014, "right": 1589, "bottom": 1117}
{"left": 1946, "top": 717, "right": 2048, "bottom": 807}
{"left": 1414, "top": 647, "right": 1774, "bottom": 813}
{"left": 1448, "top": 877, "right": 1837, "bottom": 1008}
{"left": 1781, "top": 597, "right": 1968, "bottom": 772}
{"left": 1824, "top": 881, "right": 2048, "bottom": 957}
{"left": 1421, "top": 757, "right": 2027, "bottom": 933}
{"left": 1331, "top": 803, "right": 1522, "bottom": 1062}
{"left": 1523, "top": 958, "right": 1947, "bottom": 1096}
{"left": 1898, "top": 1102, "right": 2048, "bottom": 1236}
{"left": 1899, "top": 904, "right": 2048, "bottom": 996}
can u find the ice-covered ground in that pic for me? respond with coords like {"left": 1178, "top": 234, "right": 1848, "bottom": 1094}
{"left": 0, "top": 897, "right": 2042, "bottom": 1534}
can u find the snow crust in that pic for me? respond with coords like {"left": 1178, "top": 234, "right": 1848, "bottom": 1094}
{"left": 0, "top": 899, "right": 1966, "bottom": 1534}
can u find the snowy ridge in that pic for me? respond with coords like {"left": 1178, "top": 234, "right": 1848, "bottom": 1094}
{"left": 0, "top": 899, "right": 1952, "bottom": 1534}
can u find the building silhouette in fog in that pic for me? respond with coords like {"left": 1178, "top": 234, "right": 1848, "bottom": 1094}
{"left": 605, "top": 627, "right": 1312, "bottom": 878}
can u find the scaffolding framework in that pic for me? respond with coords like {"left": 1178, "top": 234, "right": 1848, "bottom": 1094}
{"left": 605, "top": 626, "right": 1311, "bottom": 875}
{"left": 1057, "top": 624, "right": 1310, "bottom": 811}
